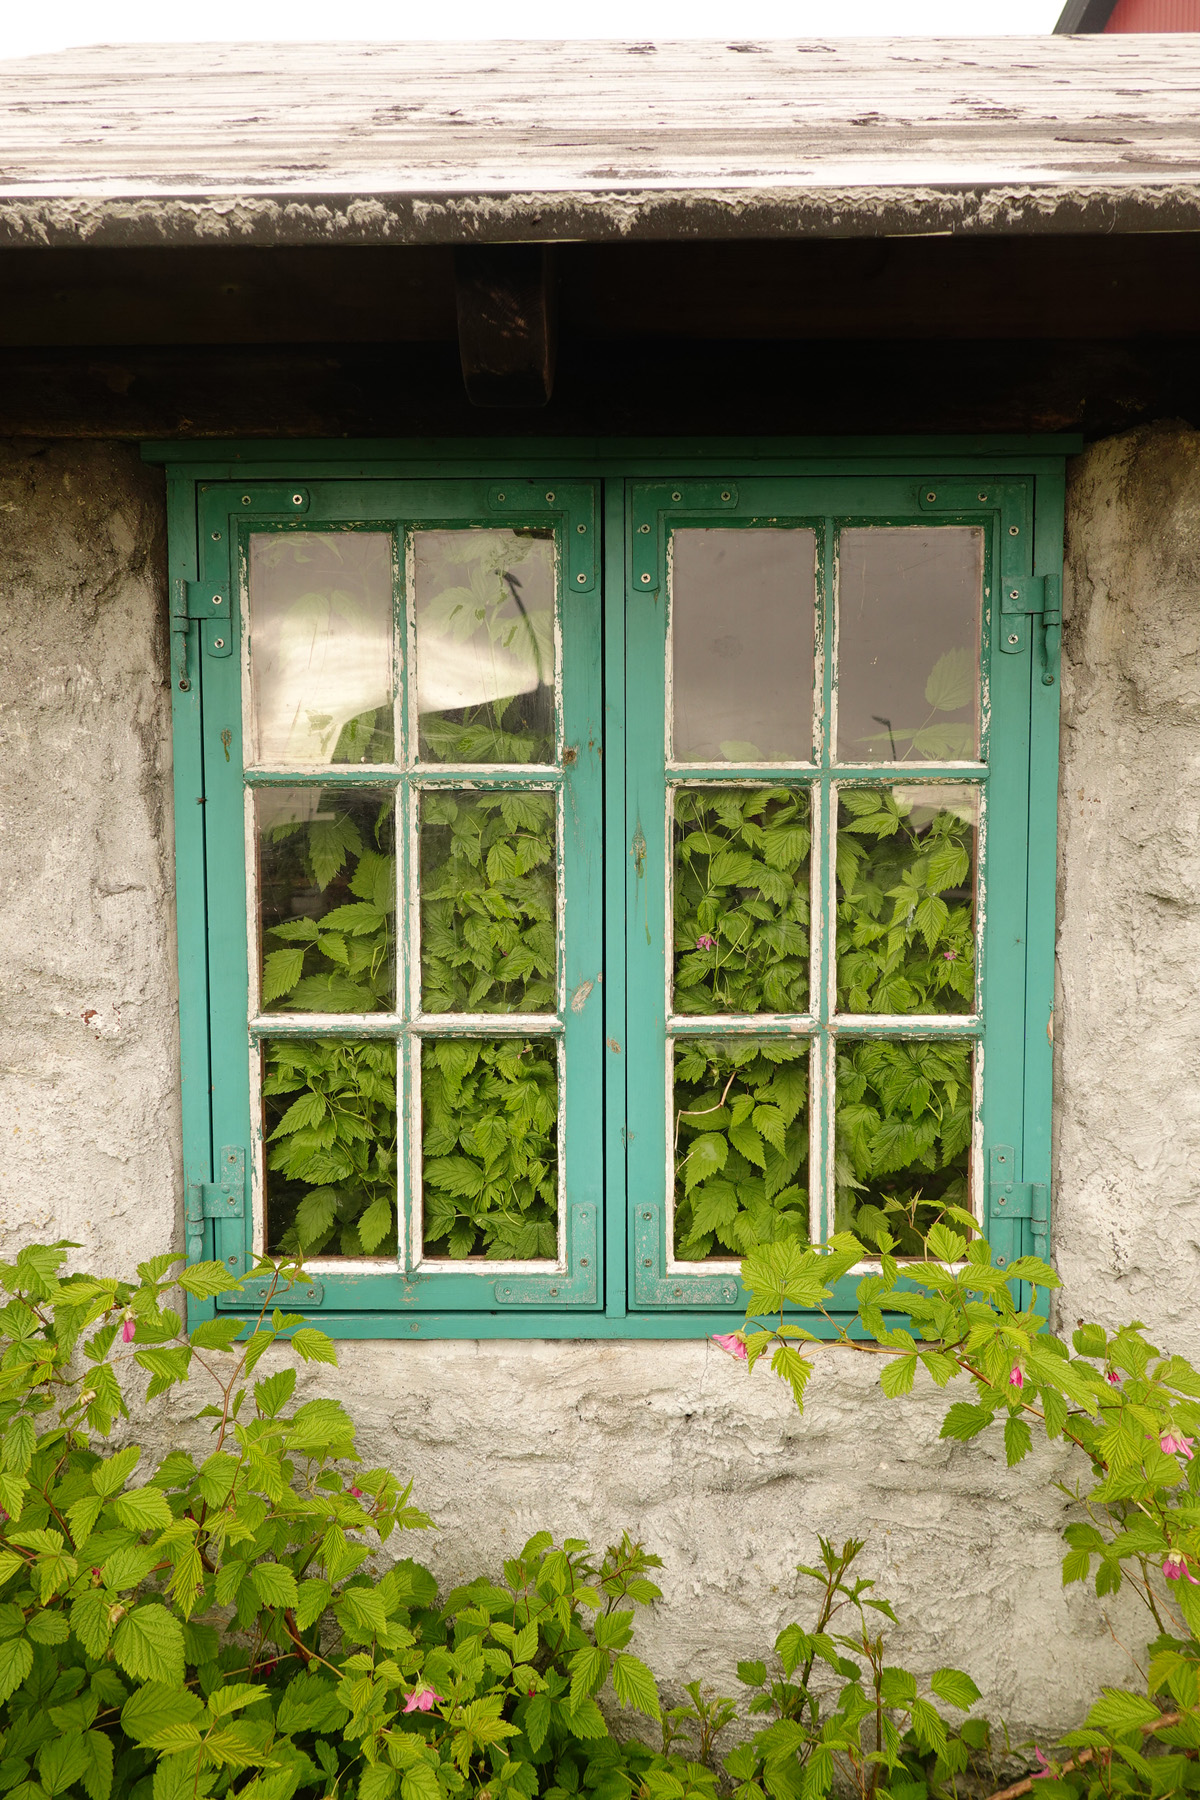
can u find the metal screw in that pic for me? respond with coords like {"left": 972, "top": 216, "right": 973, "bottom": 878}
{"left": 291, "top": 493, "right": 304, "bottom": 506}
{"left": 306, "top": 1288, "right": 317, "bottom": 1299}
{"left": 1009, "top": 525, "right": 1020, "bottom": 535}
{"left": 925, "top": 490, "right": 937, "bottom": 502}
{"left": 227, "top": 1255, "right": 237, "bottom": 1266}
{"left": 411, "top": 1322, "right": 419, "bottom": 1331}
{"left": 673, "top": 1287, "right": 682, "bottom": 1297}
{"left": 580, "top": 1257, "right": 589, "bottom": 1267}
{"left": 671, "top": 491, "right": 682, "bottom": 502}
{"left": 1008, "top": 633, "right": 1019, "bottom": 646}
{"left": 1008, "top": 588, "right": 1020, "bottom": 600}
{"left": 643, "top": 1211, "right": 652, "bottom": 1220}
{"left": 213, "top": 637, "right": 226, "bottom": 650}
{"left": 978, "top": 491, "right": 988, "bottom": 502}
{"left": 720, "top": 490, "right": 731, "bottom": 501}
{"left": 577, "top": 523, "right": 587, "bottom": 533}
{"left": 241, "top": 495, "right": 251, "bottom": 505}
{"left": 178, "top": 678, "right": 190, "bottom": 691}
{"left": 576, "top": 573, "right": 586, "bottom": 583}
{"left": 641, "top": 573, "right": 651, "bottom": 584}
{"left": 643, "top": 1257, "right": 652, "bottom": 1267}
{"left": 549, "top": 1286, "right": 559, "bottom": 1296}
{"left": 211, "top": 531, "right": 221, "bottom": 541}
{"left": 638, "top": 524, "right": 650, "bottom": 534}
{"left": 545, "top": 491, "right": 556, "bottom": 503}
{"left": 211, "top": 594, "right": 223, "bottom": 606}
{"left": 496, "top": 491, "right": 506, "bottom": 501}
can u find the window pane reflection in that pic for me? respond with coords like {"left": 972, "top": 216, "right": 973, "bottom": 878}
{"left": 249, "top": 533, "right": 395, "bottom": 765}
{"left": 836, "top": 528, "right": 982, "bottom": 763}
{"left": 671, "top": 529, "right": 815, "bottom": 763}
{"left": 414, "top": 529, "right": 556, "bottom": 764}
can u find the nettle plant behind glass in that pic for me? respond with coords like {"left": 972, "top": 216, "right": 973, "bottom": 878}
{"left": 248, "top": 525, "right": 566, "bottom": 1266}
{"left": 667, "top": 526, "right": 982, "bottom": 1266}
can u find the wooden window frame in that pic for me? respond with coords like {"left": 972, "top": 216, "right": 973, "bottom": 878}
{"left": 147, "top": 436, "right": 1075, "bottom": 1338}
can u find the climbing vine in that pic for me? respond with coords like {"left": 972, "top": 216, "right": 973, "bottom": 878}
{"left": 259, "top": 792, "right": 395, "bottom": 1013}
{"left": 422, "top": 1037, "right": 559, "bottom": 1259}
{"left": 421, "top": 791, "right": 557, "bottom": 1013}
{"left": 265, "top": 1037, "right": 398, "bottom": 1257}
{"left": 834, "top": 1038, "right": 973, "bottom": 1253}
{"left": 674, "top": 1038, "right": 808, "bottom": 1260}
{"left": 673, "top": 787, "right": 810, "bottom": 1016}
{"left": 836, "top": 788, "right": 976, "bottom": 1015}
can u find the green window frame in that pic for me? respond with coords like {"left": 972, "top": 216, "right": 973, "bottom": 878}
{"left": 148, "top": 437, "right": 1074, "bottom": 1338}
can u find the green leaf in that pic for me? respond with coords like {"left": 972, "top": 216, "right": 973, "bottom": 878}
{"left": 1004, "top": 1417, "right": 1033, "bottom": 1467}
{"left": 122, "top": 1683, "right": 206, "bottom": 1746}
{"left": 930, "top": 1669, "right": 981, "bottom": 1711}
{"left": 179, "top": 1262, "right": 243, "bottom": 1300}
{"left": 295, "top": 1578, "right": 332, "bottom": 1631}
{"left": 880, "top": 1356, "right": 917, "bottom": 1398}
{"left": 113, "top": 1487, "right": 173, "bottom": 1532}
{"left": 249, "top": 1563, "right": 299, "bottom": 1610}
{"left": 112, "top": 1604, "right": 185, "bottom": 1684}
{"left": 401, "top": 1767, "right": 443, "bottom": 1800}
{"left": 684, "top": 1135, "right": 728, "bottom": 1195}
{"left": 939, "top": 1403, "right": 993, "bottom": 1443}
{"left": 36, "top": 1733, "right": 91, "bottom": 1796}
{"left": 924, "top": 649, "right": 975, "bottom": 713}
{"left": 0, "top": 1636, "right": 31, "bottom": 1704}
{"left": 612, "top": 1653, "right": 661, "bottom": 1719}
{"left": 92, "top": 1446, "right": 141, "bottom": 1499}
{"left": 81, "top": 1731, "right": 114, "bottom": 1800}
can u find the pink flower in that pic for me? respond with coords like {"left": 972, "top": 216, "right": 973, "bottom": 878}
{"left": 403, "top": 1688, "right": 443, "bottom": 1714}
{"left": 713, "top": 1333, "right": 748, "bottom": 1362}
{"left": 1009, "top": 1366, "right": 1025, "bottom": 1390}
{"left": 696, "top": 935, "right": 716, "bottom": 951}
{"left": 1105, "top": 1369, "right": 1122, "bottom": 1386}
{"left": 1163, "top": 1554, "right": 1199, "bottom": 1584}
{"left": 941, "top": 950, "right": 958, "bottom": 961}
{"left": 348, "top": 1486, "right": 364, "bottom": 1499}
{"left": 121, "top": 1316, "right": 136, "bottom": 1344}
{"left": 1163, "top": 1433, "right": 1196, "bottom": 1460}
{"left": 1033, "top": 1749, "right": 1052, "bottom": 1781}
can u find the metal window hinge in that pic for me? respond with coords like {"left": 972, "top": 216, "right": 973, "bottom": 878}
{"left": 988, "top": 1144, "right": 1050, "bottom": 1266}
{"left": 171, "top": 577, "right": 233, "bottom": 672}
{"left": 185, "top": 1146, "right": 245, "bottom": 1264}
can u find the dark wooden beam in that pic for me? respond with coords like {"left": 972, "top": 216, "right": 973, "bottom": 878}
{"left": 0, "top": 337, "right": 1196, "bottom": 440}
{"left": 453, "top": 245, "right": 557, "bottom": 407}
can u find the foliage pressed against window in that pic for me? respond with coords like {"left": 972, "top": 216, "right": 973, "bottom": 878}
{"left": 167, "top": 461, "right": 1062, "bottom": 1321}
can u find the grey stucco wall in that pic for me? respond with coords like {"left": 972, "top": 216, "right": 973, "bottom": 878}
{"left": 1, "top": 428, "right": 1197, "bottom": 1739}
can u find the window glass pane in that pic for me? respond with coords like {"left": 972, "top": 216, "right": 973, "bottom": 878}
{"left": 673, "top": 787, "right": 810, "bottom": 1016}
{"left": 835, "top": 785, "right": 978, "bottom": 1015}
{"left": 414, "top": 529, "right": 556, "bottom": 764}
{"left": 421, "top": 1036, "right": 559, "bottom": 1259}
{"left": 834, "top": 1039, "right": 973, "bottom": 1252}
{"left": 262, "top": 1037, "right": 397, "bottom": 1258}
{"left": 420, "top": 791, "right": 557, "bottom": 1014}
{"left": 256, "top": 786, "right": 395, "bottom": 1014}
{"left": 670, "top": 529, "right": 815, "bottom": 763}
{"left": 249, "top": 533, "right": 395, "bottom": 765}
{"left": 836, "top": 527, "right": 983, "bottom": 763}
{"left": 673, "top": 1037, "right": 809, "bottom": 1260}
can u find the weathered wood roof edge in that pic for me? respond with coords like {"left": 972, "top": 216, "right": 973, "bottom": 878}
{"left": 2, "top": 184, "right": 1200, "bottom": 250}
{"left": 2, "top": 36, "right": 1199, "bottom": 245}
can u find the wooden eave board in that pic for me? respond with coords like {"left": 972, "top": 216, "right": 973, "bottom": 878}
{"left": 0, "top": 37, "right": 1198, "bottom": 244}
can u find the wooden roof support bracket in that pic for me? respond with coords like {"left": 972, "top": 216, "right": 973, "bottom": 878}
{"left": 453, "top": 244, "right": 557, "bottom": 408}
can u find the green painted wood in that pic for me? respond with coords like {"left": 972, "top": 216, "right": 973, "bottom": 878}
{"left": 163, "top": 442, "right": 1068, "bottom": 1336}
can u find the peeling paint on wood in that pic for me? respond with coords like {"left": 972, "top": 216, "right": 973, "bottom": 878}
{"left": 0, "top": 39, "right": 1198, "bottom": 246}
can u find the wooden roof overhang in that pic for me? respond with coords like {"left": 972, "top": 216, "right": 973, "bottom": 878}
{"left": 0, "top": 37, "right": 1197, "bottom": 435}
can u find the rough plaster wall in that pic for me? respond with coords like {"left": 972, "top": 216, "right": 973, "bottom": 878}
{"left": 1056, "top": 421, "right": 1200, "bottom": 1335}
{"left": 3, "top": 432, "right": 1197, "bottom": 1740}
{"left": 0, "top": 441, "right": 179, "bottom": 1262}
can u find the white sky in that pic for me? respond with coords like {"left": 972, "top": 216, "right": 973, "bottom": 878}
{"left": 0, "top": 0, "right": 1064, "bottom": 60}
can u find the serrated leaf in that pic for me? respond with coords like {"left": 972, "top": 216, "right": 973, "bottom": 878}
{"left": 0, "top": 1636, "right": 31, "bottom": 1704}
{"left": 112, "top": 1604, "right": 184, "bottom": 1684}
{"left": 930, "top": 1668, "right": 980, "bottom": 1710}
{"left": 612, "top": 1653, "right": 661, "bottom": 1720}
